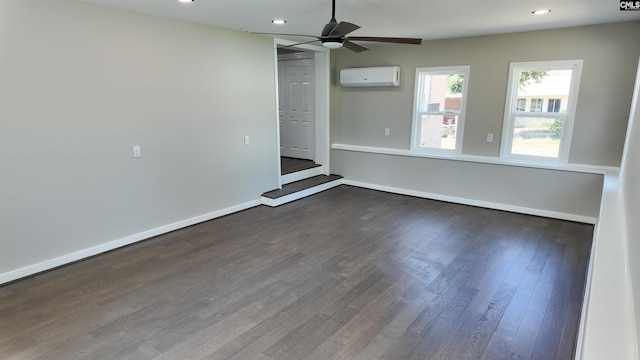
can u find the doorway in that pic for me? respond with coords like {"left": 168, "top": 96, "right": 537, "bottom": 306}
{"left": 273, "top": 40, "right": 330, "bottom": 187}
{"left": 278, "top": 51, "right": 315, "bottom": 161}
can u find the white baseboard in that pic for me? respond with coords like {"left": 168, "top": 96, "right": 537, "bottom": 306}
{"left": 0, "top": 200, "right": 262, "bottom": 285}
{"left": 343, "top": 179, "right": 597, "bottom": 224}
{"left": 261, "top": 179, "right": 343, "bottom": 207}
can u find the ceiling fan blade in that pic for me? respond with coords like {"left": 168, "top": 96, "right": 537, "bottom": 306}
{"left": 279, "top": 39, "right": 321, "bottom": 49}
{"left": 347, "top": 36, "right": 422, "bottom": 45}
{"left": 343, "top": 40, "right": 369, "bottom": 53}
{"left": 321, "top": 19, "right": 339, "bottom": 37}
{"left": 328, "top": 21, "right": 361, "bottom": 37}
{"left": 250, "top": 32, "right": 319, "bottom": 38}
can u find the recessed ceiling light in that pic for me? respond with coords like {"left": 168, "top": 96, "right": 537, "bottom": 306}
{"left": 177, "top": 0, "right": 194, "bottom": 3}
{"left": 272, "top": 19, "right": 287, "bottom": 25}
{"left": 532, "top": 9, "right": 551, "bottom": 15}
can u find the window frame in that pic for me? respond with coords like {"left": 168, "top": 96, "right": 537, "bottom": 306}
{"left": 500, "top": 60, "right": 583, "bottom": 163}
{"left": 410, "top": 65, "right": 470, "bottom": 156}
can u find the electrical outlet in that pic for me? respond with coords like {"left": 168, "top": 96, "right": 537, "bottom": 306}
{"left": 486, "top": 133, "right": 494, "bottom": 143}
{"left": 384, "top": 128, "right": 390, "bottom": 136}
{"left": 133, "top": 145, "right": 141, "bottom": 158}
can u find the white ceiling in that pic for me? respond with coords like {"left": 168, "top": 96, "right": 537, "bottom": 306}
{"left": 82, "top": 0, "right": 640, "bottom": 44}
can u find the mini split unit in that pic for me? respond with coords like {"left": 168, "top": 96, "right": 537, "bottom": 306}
{"left": 340, "top": 66, "right": 401, "bottom": 87}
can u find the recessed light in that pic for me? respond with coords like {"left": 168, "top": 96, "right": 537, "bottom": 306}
{"left": 532, "top": 9, "right": 551, "bottom": 15}
{"left": 177, "top": 0, "right": 194, "bottom": 3}
{"left": 272, "top": 19, "right": 287, "bottom": 25}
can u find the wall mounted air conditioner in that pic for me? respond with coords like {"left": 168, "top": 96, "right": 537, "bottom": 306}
{"left": 340, "top": 66, "right": 401, "bottom": 87}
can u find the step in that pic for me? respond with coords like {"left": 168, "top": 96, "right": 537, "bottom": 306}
{"left": 280, "top": 157, "right": 323, "bottom": 185}
{"left": 281, "top": 165, "right": 324, "bottom": 185}
{"left": 262, "top": 174, "right": 343, "bottom": 207}
{"left": 281, "top": 157, "right": 321, "bottom": 175}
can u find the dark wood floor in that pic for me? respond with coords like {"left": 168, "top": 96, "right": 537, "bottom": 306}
{"left": 280, "top": 157, "right": 319, "bottom": 175}
{"left": 0, "top": 186, "right": 592, "bottom": 360}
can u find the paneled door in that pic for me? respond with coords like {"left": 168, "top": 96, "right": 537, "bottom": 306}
{"left": 279, "top": 58, "right": 315, "bottom": 160}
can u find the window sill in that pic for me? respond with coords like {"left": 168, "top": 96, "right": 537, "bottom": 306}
{"left": 331, "top": 143, "right": 618, "bottom": 175}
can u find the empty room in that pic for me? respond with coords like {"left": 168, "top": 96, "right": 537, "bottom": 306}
{"left": 2, "top": 0, "right": 640, "bottom": 359}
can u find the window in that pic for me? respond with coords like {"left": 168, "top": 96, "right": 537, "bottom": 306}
{"left": 516, "top": 98, "right": 526, "bottom": 112}
{"left": 501, "top": 60, "right": 582, "bottom": 162}
{"left": 411, "top": 66, "right": 469, "bottom": 155}
{"left": 547, "top": 98, "right": 561, "bottom": 112}
{"left": 529, "top": 98, "right": 543, "bottom": 112}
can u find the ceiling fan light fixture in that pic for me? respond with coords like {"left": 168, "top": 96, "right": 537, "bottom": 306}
{"left": 322, "top": 40, "right": 343, "bottom": 49}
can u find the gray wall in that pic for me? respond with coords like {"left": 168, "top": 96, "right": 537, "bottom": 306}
{"left": 330, "top": 22, "right": 640, "bottom": 219}
{"left": 332, "top": 151, "right": 603, "bottom": 219}
{"left": 0, "top": 0, "right": 279, "bottom": 276}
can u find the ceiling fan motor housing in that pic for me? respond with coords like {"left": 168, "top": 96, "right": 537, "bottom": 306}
{"left": 322, "top": 37, "right": 343, "bottom": 45}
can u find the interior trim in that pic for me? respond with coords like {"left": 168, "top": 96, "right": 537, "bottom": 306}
{"left": 332, "top": 143, "right": 619, "bottom": 175}
{"left": 576, "top": 172, "right": 637, "bottom": 359}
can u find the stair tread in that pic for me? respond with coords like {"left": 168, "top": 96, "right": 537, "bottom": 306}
{"left": 262, "top": 174, "right": 342, "bottom": 199}
{"left": 281, "top": 157, "right": 321, "bottom": 175}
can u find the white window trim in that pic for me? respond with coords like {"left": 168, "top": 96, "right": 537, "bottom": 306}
{"left": 500, "top": 60, "right": 583, "bottom": 163}
{"left": 411, "top": 65, "right": 470, "bottom": 156}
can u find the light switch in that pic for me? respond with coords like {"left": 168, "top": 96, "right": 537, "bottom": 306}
{"left": 244, "top": 136, "right": 250, "bottom": 145}
{"left": 133, "top": 145, "right": 141, "bottom": 158}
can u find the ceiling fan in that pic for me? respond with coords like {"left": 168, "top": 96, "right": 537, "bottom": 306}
{"left": 252, "top": 0, "right": 422, "bottom": 52}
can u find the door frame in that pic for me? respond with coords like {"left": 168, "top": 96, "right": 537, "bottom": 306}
{"left": 272, "top": 38, "right": 330, "bottom": 189}
{"left": 278, "top": 53, "right": 315, "bottom": 160}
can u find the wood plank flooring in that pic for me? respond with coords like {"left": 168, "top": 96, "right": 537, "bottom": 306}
{"left": 280, "top": 157, "right": 320, "bottom": 175}
{"left": 0, "top": 186, "right": 593, "bottom": 359}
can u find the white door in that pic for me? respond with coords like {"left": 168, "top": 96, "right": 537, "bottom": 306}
{"left": 279, "top": 58, "right": 315, "bottom": 160}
